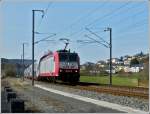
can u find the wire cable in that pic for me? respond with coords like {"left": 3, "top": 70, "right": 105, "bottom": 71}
{"left": 85, "top": 27, "right": 109, "bottom": 45}
{"left": 36, "top": 2, "right": 53, "bottom": 31}
{"left": 69, "top": 1, "right": 107, "bottom": 28}
{"left": 56, "top": 1, "right": 108, "bottom": 38}
{"left": 84, "top": 34, "right": 109, "bottom": 48}
{"left": 117, "top": 19, "right": 147, "bottom": 33}
{"left": 91, "top": 3, "right": 144, "bottom": 28}
{"left": 86, "top": 1, "right": 130, "bottom": 27}
{"left": 34, "top": 33, "right": 56, "bottom": 44}
{"left": 112, "top": 9, "right": 147, "bottom": 28}
{"left": 69, "top": 2, "right": 130, "bottom": 38}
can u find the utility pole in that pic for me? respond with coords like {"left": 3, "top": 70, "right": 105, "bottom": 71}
{"left": 32, "top": 10, "right": 44, "bottom": 86}
{"left": 23, "top": 43, "right": 24, "bottom": 81}
{"left": 104, "top": 27, "right": 112, "bottom": 85}
{"left": 32, "top": 10, "right": 35, "bottom": 86}
{"left": 83, "top": 27, "right": 112, "bottom": 85}
{"left": 22, "top": 42, "right": 28, "bottom": 81}
{"left": 21, "top": 54, "right": 23, "bottom": 77}
{"left": 105, "top": 27, "right": 112, "bottom": 85}
{"left": 109, "top": 28, "right": 112, "bottom": 85}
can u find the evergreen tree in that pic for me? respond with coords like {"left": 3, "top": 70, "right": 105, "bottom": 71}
{"left": 130, "top": 58, "right": 139, "bottom": 65}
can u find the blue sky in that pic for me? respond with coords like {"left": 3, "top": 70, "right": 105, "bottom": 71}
{"left": 0, "top": 0, "right": 149, "bottom": 64}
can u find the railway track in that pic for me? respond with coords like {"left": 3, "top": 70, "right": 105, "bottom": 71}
{"left": 26, "top": 78, "right": 149, "bottom": 99}
{"left": 75, "top": 83, "right": 149, "bottom": 99}
{"left": 55, "top": 81, "right": 149, "bottom": 99}
{"left": 52, "top": 81, "right": 148, "bottom": 99}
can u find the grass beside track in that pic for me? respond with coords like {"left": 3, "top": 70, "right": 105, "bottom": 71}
{"left": 80, "top": 75, "right": 140, "bottom": 87}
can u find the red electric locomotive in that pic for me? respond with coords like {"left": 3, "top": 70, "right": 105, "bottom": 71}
{"left": 38, "top": 49, "right": 80, "bottom": 83}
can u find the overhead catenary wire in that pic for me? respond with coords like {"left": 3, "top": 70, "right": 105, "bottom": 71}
{"left": 77, "top": 39, "right": 97, "bottom": 43}
{"left": 36, "top": 2, "right": 53, "bottom": 31}
{"left": 86, "top": 1, "right": 130, "bottom": 27}
{"left": 84, "top": 34, "right": 109, "bottom": 48}
{"left": 34, "top": 31, "right": 57, "bottom": 39}
{"left": 33, "top": 2, "right": 54, "bottom": 61}
{"left": 68, "top": 2, "right": 131, "bottom": 38}
{"left": 34, "top": 36, "right": 79, "bottom": 60}
{"left": 56, "top": 1, "right": 108, "bottom": 38}
{"left": 36, "top": 1, "right": 146, "bottom": 41}
{"left": 85, "top": 27, "right": 110, "bottom": 46}
{"left": 88, "top": 9, "right": 147, "bottom": 34}
{"left": 116, "top": 19, "right": 148, "bottom": 33}
{"left": 59, "top": 1, "right": 143, "bottom": 42}
{"left": 69, "top": 1, "right": 107, "bottom": 28}
{"left": 34, "top": 1, "right": 148, "bottom": 61}
{"left": 33, "top": 3, "right": 56, "bottom": 61}
{"left": 93, "top": 9, "right": 148, "bottom": 39}
{"left": 87, "top": 2, "right": 144, "bottom": 28}
{"left": 35, "top": 31, "right": 55, "bottom": 35}
{"left": 33, "top": 2, "right": 56, "bottom": 54}
{"left": 34, "top": 33, "right": 56, "bottom": 44}
{"left": 115, "top": 28, "right": 148, "bottom": 39}
{"left": 111, "top": 9, "right": 147, "bottom": 28}
{"left": 34, "top": 41, "right": 57, "bottom": 61}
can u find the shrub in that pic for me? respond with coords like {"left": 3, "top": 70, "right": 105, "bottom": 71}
{"left": 6, "top": 70, "right": 16, "bottom": 77}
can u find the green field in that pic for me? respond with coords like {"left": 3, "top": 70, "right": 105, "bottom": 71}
{"left": 79, "top": 75, "right": 140, "bottom": 87}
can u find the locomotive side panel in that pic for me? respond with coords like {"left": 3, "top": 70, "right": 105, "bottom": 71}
{"left": 39, "top": 53, "right": 59, "bottom": 77}
{"left": 53, "top": 52, "right": 59, "bottom": 76}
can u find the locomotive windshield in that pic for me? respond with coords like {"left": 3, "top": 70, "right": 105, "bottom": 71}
{"left": 69, "top": 54, "right": 78, "bottom": 62}
{"left": 59, "top": 53, "right": 78, "bottom": 62}
{"left": 59, "top": 53, "right": 68, "bottom": 61}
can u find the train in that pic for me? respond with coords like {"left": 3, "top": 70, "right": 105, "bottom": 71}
{"left": 24, "top": 49, "right": 80, "bottom": 83}
{"left": 24, "top": 62, "right": 39, "bottom": 79}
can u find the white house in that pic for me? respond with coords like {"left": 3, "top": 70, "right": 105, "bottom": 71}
{"left": 105, "top": 69, "right": 116, "bottom": 74}
{"left": 124, "top": 66, "right": 130, "bottom": 72}
{"left": 114, "top": 65, "right": 124, "bottom": 72}
{"left": 112, "top": 58, "right": 119, "bottom": 64}
{"left": 130, "top": 64, "right": 144, "bottom": 73}
{"left": 97, "top": 60, "right": 106, "bottom": 68}
{"left": 124, "top": 64, "right": 144, "bottom": 73}
{"left": 106, "top": 58, "right": 123, "bottom": 65}
{"left": 130, "top": 67, "right": 140, "bottom": 73}
{"left": 124, "top": 59, "right": 131, "bottom": 65}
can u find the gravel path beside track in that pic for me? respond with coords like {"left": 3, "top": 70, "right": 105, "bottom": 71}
{"left": 33, "top": 79, "right": 149, "bottom": 112}
{"left": 2, "top": 77, "right": 123, "bottom": 113}
{"left": 2, "top": 77, "right": 148, "bottom": 112}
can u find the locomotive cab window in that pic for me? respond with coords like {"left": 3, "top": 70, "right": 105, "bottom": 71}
{"left": 59, "top": 53, "right": 78, "bottom": 62}
{"left": 69, "top": 54, "right": 78, "bottom": 62}
{"left": 59, "top": 53, "right": 68, "bottom": 61}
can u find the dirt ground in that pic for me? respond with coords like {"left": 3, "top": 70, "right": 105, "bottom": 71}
{"left": 1, "top": 77, "right": 122, "bottom": 113}
{"left": 1, "top": 77, "right": 42, "bottom": 113}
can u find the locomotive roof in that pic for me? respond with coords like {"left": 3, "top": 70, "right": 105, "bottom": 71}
{"left": 39, "top": 49, "right": 78, "bottom": 62}
{"left": 40, "top": 51, "right": 53, "bottom": 61}
{"left": 57, "top": 49, "right": 77, "bottom": 54}
{"left": 57, "top": 49, "right": 69, "bottom": 53}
